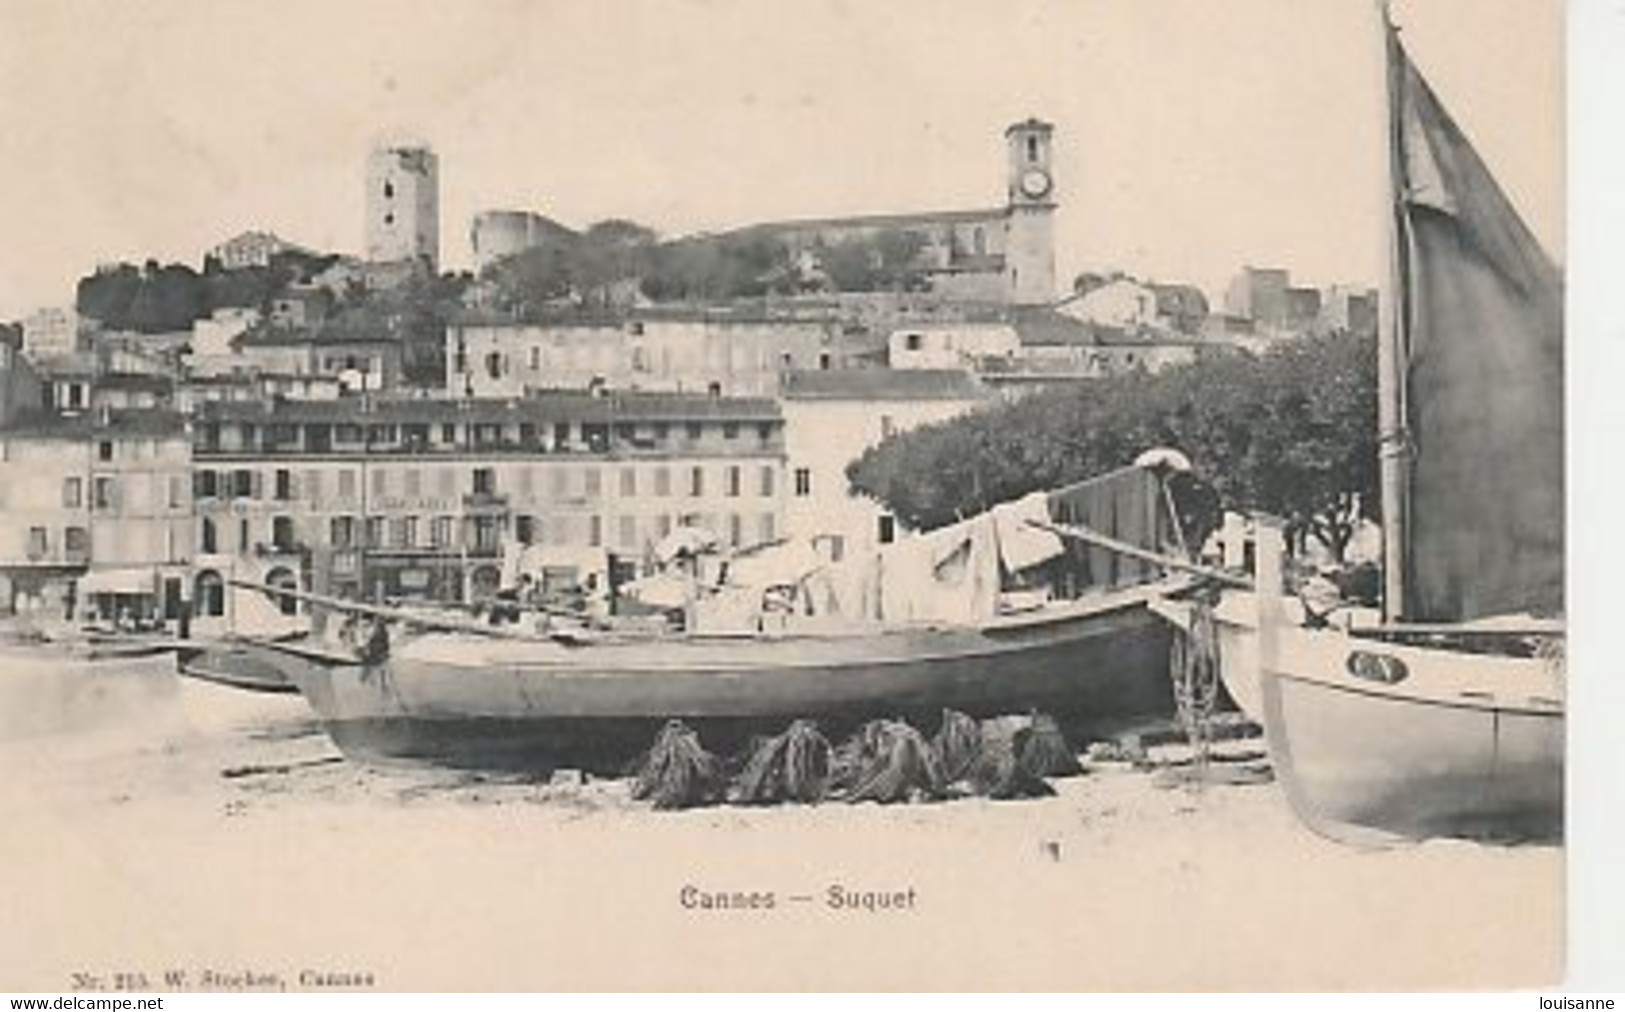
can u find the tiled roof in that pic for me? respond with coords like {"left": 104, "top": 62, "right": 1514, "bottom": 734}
{"left": 1009, "top": 306, "right": 1100, "bottom": 347}
{"left": 236, "top": 326, "right": 397, "bottom": 348}
{"left": 452, "top": 304, "right": 846, "bottom": 329}
{"left": 194, "top": 391, "right": 782, "bottom": 425}
{"left": 0, "top": 407, "right": 188, "bottom": 440}
{"left": 30, "top": 352, "right": 101, "bottom": 377}
{"left": 780, "top": 368, "right": 989, "bottom": 402}
{"left": 1004, "top": 117, "right": 1054, "bottom": 135}
{"left": 96, "top": 372, "right": 174, "bottom": 392}
{"left": 726, "top": 207, "right": 1007, "bottom": 239}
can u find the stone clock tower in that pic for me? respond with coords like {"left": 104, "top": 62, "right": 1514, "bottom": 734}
{"left": 1004, "top": 118, "right": 1057, "bottom": 305}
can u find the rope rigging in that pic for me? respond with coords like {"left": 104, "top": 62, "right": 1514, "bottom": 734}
{"left": 1169, "top": 590, "right": 1222, "bottom": 783}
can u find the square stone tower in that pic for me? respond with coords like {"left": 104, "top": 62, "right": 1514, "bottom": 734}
{"left": 366, "top": 143, "right": 439, "bottom": 269}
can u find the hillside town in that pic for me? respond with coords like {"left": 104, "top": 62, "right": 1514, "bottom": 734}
{"left": 0, "top": 0, "right": 1579, "bottom": 993}
{"left": 0, "top": 124, "right": 1375, "bottom": 628}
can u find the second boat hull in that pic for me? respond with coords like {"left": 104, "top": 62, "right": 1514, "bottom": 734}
{"left": 1156, "top": 592, "right": 1564, "bottom": 844}
{"left": 1264, "top": 664, "right": 1562, "bottom": 844}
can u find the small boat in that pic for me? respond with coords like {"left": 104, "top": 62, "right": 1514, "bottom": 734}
{"left": 242, "top": 464, "right": 1192, "bottom": 774}
{"left": 173, "top": 563, "right": 329, "bottom": 696}
{"left": 1155, "top": 11, "right": 1564, "bottom": 845}
{"left": 177, "top": 633, "right": 307, "bottom": 695}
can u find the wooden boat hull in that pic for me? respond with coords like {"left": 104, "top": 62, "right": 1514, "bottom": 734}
{"left": 278, "top": 589, "right": 1175, "bottom": 774}
{"left": 1263, "top": 660, "right": 1562, "bottom": 844}
{"left": 1155, "top": 593, "right": 1563, "bottom": 844}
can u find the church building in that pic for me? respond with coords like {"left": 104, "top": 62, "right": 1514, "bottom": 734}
{"left": 723, "top": 118, "right": 1058, "bottom": 306}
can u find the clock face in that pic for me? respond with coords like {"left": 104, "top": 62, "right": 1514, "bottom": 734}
{"left": 1020, "top": 169, "right": 1051, "bottom": 199}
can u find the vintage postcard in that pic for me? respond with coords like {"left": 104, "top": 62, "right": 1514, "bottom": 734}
{"left": 0, "top": 0, "right": 1589, "bottom": 993}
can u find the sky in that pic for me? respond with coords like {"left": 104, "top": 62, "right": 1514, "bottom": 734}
{"left": 0, "top": 0, "right": 1564, "bottom": 321}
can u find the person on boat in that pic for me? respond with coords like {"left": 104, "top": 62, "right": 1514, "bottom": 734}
{"left": 1298, "top": 562, "right": 1344, "bottom": 629}
{"left": 1340, "top": 560, "right": 1381, "bottom": 608}
{"left": 582, "top": 573, "right": 610, "bottom": 621}
{"left": 489, "top": 575, "right": 530, "bottom": 625}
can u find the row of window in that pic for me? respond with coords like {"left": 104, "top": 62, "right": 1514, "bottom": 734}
{"left": 24, "top": 525, "right": 90, "bottom": 561}
{"left": 479, "top": 345, "right": 835, "bottom": 377}
{"left": 201, "top": 510, "right": 779, "bottom": 554}
{"left": 61, "top": 475, "right": 188, "bottom": 512}
{"left": 194, "top": 463, "right": 783, "bottom": 503}
{"left": 48, "top": 467, "right": 814, "bottom": 525}
{"left": 25, "top": 525, "right": 189, "bottom": 562}
{"left": 199, "top": 419, "right": 781, "bottom": 453}
{"left": 91, "top": 438, "right": 185, "bottom": 463}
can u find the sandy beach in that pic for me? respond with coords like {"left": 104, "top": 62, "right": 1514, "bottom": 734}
{"left": 0, "top": 673, "right": 1562, "bottom": 993}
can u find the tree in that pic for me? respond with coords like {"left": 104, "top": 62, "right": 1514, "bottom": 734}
{"left": 78, "top": 260, "right": 204, "bottom": 332}
{"left": 818, "top": 229, "right": 929, "bottom": 293}
{"left": 846, "top": 332, "right": 1379, "bottom": 561}
{"left": 201, "top": 264, "right": 280, "bottom": 313}
{"left": 1239, "top": 332, "right": 1378, "bottom": 559}
{"left": 485, "top": 244, "right": 576, "bottom": 315}
{"left": 583, "top": 219, "right": 658, "bottom": 249}
{"left": 76, "top": 264, "right": 142, "bottom": 327}
{"left": 576, "top": 220, "right": 659, "bottom": 305}
{"left": 633, "top": 233, "right": 797, "bottom": 302}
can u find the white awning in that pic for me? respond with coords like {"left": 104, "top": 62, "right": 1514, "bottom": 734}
{"left": 620, "top": 572, "right": 694, "bottom": 609}
{"left": 78, "top": 568, "right": 157, "bottom": 595}
{"left": 726, "top": 540, "right": 823, "bottom": 589}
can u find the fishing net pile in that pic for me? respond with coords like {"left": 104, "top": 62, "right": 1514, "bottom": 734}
{"left": 630, "top": 720, "right": 726, "bottom": 810}
{"left": 931, "top": 709, "right": 982, "bottom": 783}
{"left": 830, "top": 719, "right": 946, "bottom": 804}
{"left": 729, "top": 719, "right": 832, "bottom": 805}
{"left": 1018, "top": 712, "right": 1085, "bottom": 778}
{"left": 964, "top": 718, "right": 1053, "bottom": 800}
{"left": 630, "top": 709, "right": 1089, "bottom": 810}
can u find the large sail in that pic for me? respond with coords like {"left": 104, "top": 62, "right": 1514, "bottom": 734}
{"left": 1387, "top": 32, "right": 1564, "bottom": 623}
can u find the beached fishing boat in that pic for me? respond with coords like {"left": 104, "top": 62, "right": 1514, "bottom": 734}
{"left": 243, "top": 463, "right": 1193, "bottom": 774}
{"left": 1155, "top": 11, "right": 1564, "bottom": 845}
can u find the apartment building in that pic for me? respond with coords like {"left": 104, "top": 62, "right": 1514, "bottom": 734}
{"left": 0, "top": 408, "right": 193, "bottom": 621}
{"left": 190, "top": 392, "right": 786, "bottom": 605}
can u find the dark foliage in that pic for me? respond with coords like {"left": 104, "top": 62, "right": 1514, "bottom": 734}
{"left": 482, "top": 217, "right": 936, "bottom": 311}
{"left": 80, "top": 250, "right": 343, "bottom": 333}
{"left": 847, "top": 331, "right": 1379, "bottom": 561}
{"left": 77, "top": 261, "right": 204, "bottom": 333}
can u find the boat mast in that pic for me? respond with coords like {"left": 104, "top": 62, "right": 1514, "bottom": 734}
{"left": 1376, "top": 0, "right": 1411, "bottom": 623}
